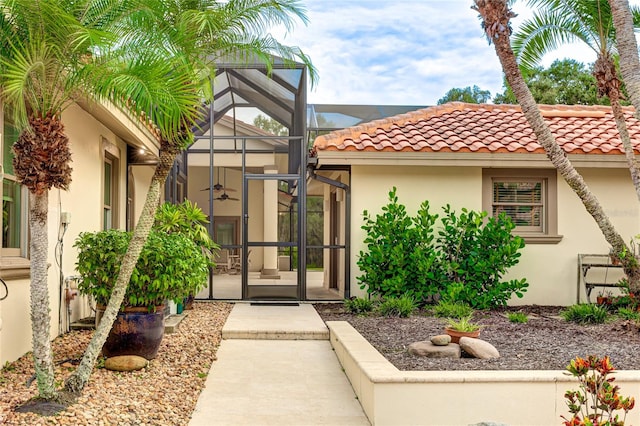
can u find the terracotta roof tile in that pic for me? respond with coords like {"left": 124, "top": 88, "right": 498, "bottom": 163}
{"left": 313, "top": 102, "right": 640, "bottom": 156}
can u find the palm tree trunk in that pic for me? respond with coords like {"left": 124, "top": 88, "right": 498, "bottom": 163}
{"left": 29, "top": 191, "right": 57, "bottom": 399}
{"left": 593, "top": 53, "right": 640, "bottom": 201}
{"left": 474, "top": 0, "right": 639, "bottom": 291}
{"left": 64, "top": 143, "right": 179, "bottom": 393}
{"left": 605, "top": 85, "right": 640, "bottom": 202}
{"left": 608, "top": 0, "right": 640, "bottom": 121}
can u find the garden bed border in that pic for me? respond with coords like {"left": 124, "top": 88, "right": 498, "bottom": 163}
{"left": 326, "top": 321, "right": 640, "bottom": 426}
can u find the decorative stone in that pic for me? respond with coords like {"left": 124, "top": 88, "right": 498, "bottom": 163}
{"left": 459, "top": 337, "right": 500, "bottom": 359}
{"left": 430, "top": 334, "right": 451, "bottom": 346}
{"left": 104, "top": 355, "right": 149, "bottom": 372}
{"left": 408, "top": 341, "right": 461, "bottom": 358}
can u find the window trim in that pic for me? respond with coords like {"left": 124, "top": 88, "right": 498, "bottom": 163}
{"left": 482, "top": 169, "right": 562, "bottom": 244}
{"left": 101, "top": 137, "right": 120, "bottom": 230}
{"left": 1, "top": 103, "right": 28, "bottom": 258}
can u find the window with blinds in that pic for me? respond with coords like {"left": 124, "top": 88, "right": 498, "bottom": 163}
{"left": 492, "top": 179, "right": 544, "bottom": 232}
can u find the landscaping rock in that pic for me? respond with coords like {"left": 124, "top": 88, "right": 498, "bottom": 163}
{"left": 104, "top": 355, "right": 149, "bottom": 372}
{"left": 430, "top": 334, "right": 451, "bottom": 346}
{"left": 459, "top": 337, "right": 500, "bottom": 359}
{"left": 408, "top": 341, "right": 461, "bottom": 358}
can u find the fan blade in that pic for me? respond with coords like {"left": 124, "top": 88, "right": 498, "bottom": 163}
{"left": 200, "top": 186, "right": 236, "bottom": 192}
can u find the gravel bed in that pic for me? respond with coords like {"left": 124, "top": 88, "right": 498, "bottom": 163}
{"left": 0, "top": 302, "right": 232, "bottom": 426}
{"left": 314, "top": 303, "right": 640, "bottom": 371}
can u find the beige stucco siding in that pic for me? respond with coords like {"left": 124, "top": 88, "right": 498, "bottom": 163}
{"left": 0, "top": 102, "right": 154, "bottom": 365}
{"left": 349, "top": 164, "right": 639, "bottom": 306}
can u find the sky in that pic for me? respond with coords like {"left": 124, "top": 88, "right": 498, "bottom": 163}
{"left": 269, "top": 0, "right": 640, "bottom": 107}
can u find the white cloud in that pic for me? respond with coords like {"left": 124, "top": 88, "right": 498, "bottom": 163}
{"left": 271, "top": 0, "right": 639, "bottom": 106}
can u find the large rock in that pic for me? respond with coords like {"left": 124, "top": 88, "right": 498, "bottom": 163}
{"left": 430, "top": 334, "right": 451, "bottom": 346}
{"left": 104, "top": 355, "right": 149, "bottom": 372}
{"left": 408, "top": 341, "right": 461, "bottom": 358}
{"left": 459, "top": 337, "right": 500, "bottom": 359}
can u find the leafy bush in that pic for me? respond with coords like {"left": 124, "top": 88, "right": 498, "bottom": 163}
{"left": 75, "top": 230, "right": 209, "bottom": 308}
{"left": 507, "top": 312, "right": 529, "bottom": 323}
{"left": 433, "top": 300, "right": 473, "bottom": 319}
{"left": 561, "top": 304, "right": 609, "bottom": 325}
{"left": 437, "top": 206, "right": 528, "bottom": 309}
{"left": 562, "top": 356, "right": 635, "bottom": 425}
{"left": 344, "top": 297, "right": 374, "bottom": 315}
{"left": 154, "top": 200, "right": 218, "bottom": 265}
{"left": 376, "top": 295, "right": 416, "bottom": 318}
{"left": 357, "top": 188, "right": 442, "bottom": 303}
{"left": 357, "top": 188, "right": 528, "bottom": 309}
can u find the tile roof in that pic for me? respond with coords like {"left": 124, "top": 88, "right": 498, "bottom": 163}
{"left": 312, "top": 102, "right": 640, "bottom": 155}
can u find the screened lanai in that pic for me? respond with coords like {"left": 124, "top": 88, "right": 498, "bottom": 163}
{"left": 173, "top": 55, "right": 423, "bottom": 301}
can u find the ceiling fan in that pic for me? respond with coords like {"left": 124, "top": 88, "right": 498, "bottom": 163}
{"left": 215, "top": 192, "right": 239, "bottom": 202}
{"left": 201, "top": 167, "right": 237, "bottom": 192}
{"left": 214, "top": 168, "right": 239, "bottom": 201}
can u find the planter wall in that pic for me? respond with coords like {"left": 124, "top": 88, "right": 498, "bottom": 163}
{"left": 96, "top": 306, "right": 165, "bottom": 360}
{"left": 327, "top": 321, "right": 640, "bottom": 426}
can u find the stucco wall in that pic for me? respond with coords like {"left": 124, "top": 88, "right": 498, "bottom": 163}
{"left": 0, "top": 103, "right": 141, "bottom": 365}
{"left": 349, "top": 164, "right": 639, "bottom": 306}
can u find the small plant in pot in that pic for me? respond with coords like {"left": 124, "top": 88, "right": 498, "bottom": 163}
{"left": 444, "top": 316, "right": 481, "bottom": 344}
{"left": 75, "top": 229, "right": 210, "bottom": 359}
{"left": 596, "top": 290, "right": 613, "bottom": 306}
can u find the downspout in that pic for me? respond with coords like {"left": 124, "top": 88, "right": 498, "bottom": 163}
{"left": 308, "top": 168, "right": 351, "bottom": 299}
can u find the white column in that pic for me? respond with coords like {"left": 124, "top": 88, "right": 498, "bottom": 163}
{"left": 261, "top": 165, "right": 280, "bottom": 279}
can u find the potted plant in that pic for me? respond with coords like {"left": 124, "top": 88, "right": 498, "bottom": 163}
{"left": 75, "top": 229, "right": 210, "bottom": 359}
{"left": 444, "top": 316, "right": 481, "bottom": 344}
{"left": 153, "top": 200, "right": 218, "bottom": 309}
{"left": 596, "top": 290, "right": 613, "bottom": 306}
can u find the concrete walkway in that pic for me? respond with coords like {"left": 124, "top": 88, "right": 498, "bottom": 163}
{"left": 189, "top": 303, "right": 370, "bottom": 426}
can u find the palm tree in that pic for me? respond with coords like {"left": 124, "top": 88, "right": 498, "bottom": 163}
{"left": 0, "top": 0, "right": 209, "bottom": 402}
{"left": 609, "top": 0, "right": 640, "bottom": 119}
{"left": 512, "top": 0, "right": 640, "bottom": 203}
{"left": 471, "top": 0, "right": 640, "bottom": 291}
{"left": 63, "top": 0, "right": 315, "bottom": 394}
{"left": 0, "top": 0, "right": 117, "bottom": 401}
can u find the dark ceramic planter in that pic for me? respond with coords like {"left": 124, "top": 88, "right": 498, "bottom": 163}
{"left": 96, "top": 306, "right": 165, "bottom": 360}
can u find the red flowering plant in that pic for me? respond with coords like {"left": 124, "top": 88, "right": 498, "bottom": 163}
{"left": 562, "top": 356, "right": 635, "bottom": 426}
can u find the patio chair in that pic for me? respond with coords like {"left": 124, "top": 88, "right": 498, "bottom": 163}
{"left": 215, "top": 249, "right": 230, "bottom": 274}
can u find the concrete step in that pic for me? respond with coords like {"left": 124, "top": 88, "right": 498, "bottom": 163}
{"left": 221, "top": 303, "right": 329, "bottom": 340}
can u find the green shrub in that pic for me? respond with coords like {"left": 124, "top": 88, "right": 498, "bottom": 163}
{"left": 617, "top": 307, "right": 640, "bottom": 321}
{"left": 561, "top": 304, "right": 609, "bottom": 325}
{"left": 436, "top": 206, "right": 528, "bottom": 309}
{"left": 154, "top": 200, "right": 218, "bottom": 266}
{"left": 344, "top": 297, "right": 374, "bottom": 315}
{"left": 75, "top": 230, "right": 209, "bottom": 308}
{"left": 357, "top": 188, "right": 442, "bottom": 304}
{"left": 507, "top": 312, "right": 529, "bottom": 323}
{"left": 433, "top": 300, "right": 473, "bottom": 319}
{"left": 377, "top": 295, "right": 416, "bottom": 318}
{"left": 357, "top": 188, "right": 528, "bottom": 309}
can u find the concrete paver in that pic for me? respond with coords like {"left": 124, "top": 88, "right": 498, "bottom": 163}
{"left": 221, "top": 303, "right": 330, "bottom": 340}
{"left": 189, "top": 303, "right": 369, "bottom": 426}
